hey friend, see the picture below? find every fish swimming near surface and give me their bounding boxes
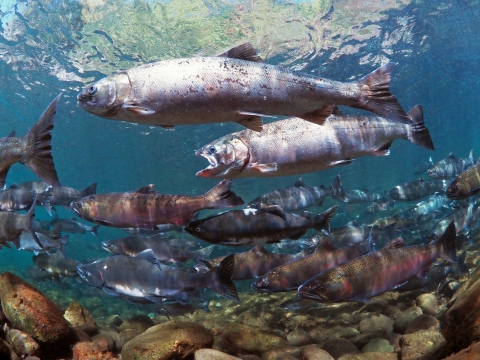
[389,178,447,201]
[446,159,480,200]
[71,180,244,228]
[0,94,62,189]
[427,150,475,179]
[185,205,337,246]
[77,43,409,132]
[246,178,333,212]
[195,105,433,179]
[298,222,457,302]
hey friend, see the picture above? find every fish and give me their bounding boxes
[49,215,100,237]
[32,252,81,278]
[446,159,480,200]
[77,42,409,132]
[185,205,337,246]
[101,234,214,264]
[156,301,209,320]
[363,197,395,215]
[195,105,433,179]
[0,94,62,189]
[123,224,183,235]
[389,178,447,201]
[298,222,457,302]
[246,178,333,212]
[252,236,374,293]
[413,157,434,174]
[0,202,41,249]
[71,179,244,228]
[16,232,68,256]
[77,252,239,303]
[410,193,451,216]
[332,174,383,203]
[0,184,52,214]
[427,150,475,179]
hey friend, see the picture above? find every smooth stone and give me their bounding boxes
[222,323,288,355]
[338,353,398,360]
[73,328,91,343]
[404,314,439,334]
[387,333,402,352]
[393,306,423,334]
[118,314,155,333]
[6,329,39,357]
[350,328,388,348]
[74,323,98,337]
[400,330,445,360]
[287,329,313,346]
[64,301,96,327]
[107,315,123,328]
[195,348,241,359]
[321,339,360,359]
[361,338,394,353]
[359,314,393,334]
[117,328,144,350]
[239,356,262,360]
[72,338,117,360]
[329,327,360,340]
[92,331,116,352]
[262,345,300,360]
[0,272,75,348]
[121,320,213,360]
[416,293,438,316]
[300,344,334,360]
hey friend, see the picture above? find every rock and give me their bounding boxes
[107,315,123,328]
[416,293,438,316]
[300,344,334,360]
[195,348,241,359]
[73,328,91,343]
[329,327,360,340]
[359,314,393,334]
[222,323,288,355]
[350,328,389,348]
[361,338,394,353]
[0,339,18,360]
[399,330,446,360]
[386,333,402,352]
[321,339,360,359]
[443,341,480,359]
[92,331,116,352]
[117,328,144,350]
[393,306,423,334]
[262,346,300,360]
[239,356,262,360]
[74,323,98,336]
[118,314,155,333]
[0,272,75,350]
[72,338,117,360]
[338,353,398,360]
[64,301,96,327]
[404,314,439,334]
[287,329,313,346]
[121,320,213,360]
[6,329,39,357]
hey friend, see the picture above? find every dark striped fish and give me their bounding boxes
[428,150,475,179]
[389,178,447,201]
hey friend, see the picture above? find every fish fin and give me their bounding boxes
[211,254,239,302]
[145,295,167,305]
[135,184,156,194]
[294,178,305,187]
[407,105,435,150]
[313,205,338,233]
[196,245,215,260]
[7,131,15,137]
[250,162,278,173]
[354,62,410,123]
[93,218,113,226]
[50,224,63,240]
[332,106,343,115]
[435,221,458,263]
[299,104,335,125]
[23,94,62,187]
[26,199,43,249]
[289,230,307,240]
[57,235,69,258]
[91,224,100,238]
[217,43,263,62]
[39,186,53,215]
[236,115,263,132]
[332,174,346,200]
[383,237,406,249]
[123,104,156,115]
[0,166,11,190]
[260,204,287,221]
[204,179,244,208]
[251,245,269,254]
[330,159,353,167]
[393,280,409,289]
[372,142,392,156]
[82,182,98,196]
[174,292,189,305]
[103,287,119,297]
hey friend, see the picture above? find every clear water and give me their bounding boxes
[0,0,479,342]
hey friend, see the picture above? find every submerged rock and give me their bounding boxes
[287,329,313,347]
[321,339,360,359]
[361,338,394,353]
[393,306,423,334]
[300,344,334,360]
[338,353,398,360]
[416,293,438,316]
[64,301,96,327]
[442,341,480,359]
[404,314,439,334]
[222,323,288,355]
[121,320,213,360]
[399,330,445,360]
[118,314,155,333]
[195,348,241,359]
[6,329,39,357]
[72,338,117,360]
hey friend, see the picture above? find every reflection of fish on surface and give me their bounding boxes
[196,105,433,179]
[298,222,457,303]
[77,43,409,131]
[446,159,480,200]
[428,150,475,179]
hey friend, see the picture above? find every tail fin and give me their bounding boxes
[210,254,239,302]
[354,62,410,123]
[23,94,62,187]
[205,180,244,209]
[313,205,338,233]
[25,199,42,249]
[82,182,97,197]
[39,186,53,216]
[332,174,347,201]
[90,224,100,238]
[407,105,434,150]
[57,235,69,257]
[436,221,458,263]
[196,244,215,260]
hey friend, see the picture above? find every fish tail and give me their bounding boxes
[91,224,100,238]
[205,180,244,208]
[332,175,347,201]
[57,235,69,257]
[406,105,435,150]
[196,244,215,260]
[355,62,410,123]
[313,205,338,233]
[210,254,239,302]
[39,186,53,216]
[82,182,98,196]
[436,221,458,263]
[25,199,43,249]
[23,94,62,187]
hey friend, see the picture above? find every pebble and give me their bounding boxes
[404,314,439,334]
[400,330,445,360]
[393,306,423,334]
[195,348,241,359]
[361,338,394,353]
[287,329,313,346]
[321,339,360,359]
[416,293,438,316]
[359,314,393,334]
[300,344,334,360]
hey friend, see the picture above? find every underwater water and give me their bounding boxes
[0,0,480,359]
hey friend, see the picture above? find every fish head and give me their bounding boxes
[195,136,249,178]
[100,241,119,254]
[77,72,131,117]
[427,166,441,179]
[251,271,287,293]
[446,178,470,200]
[77,263,104,287]
[184,218,213,240]
[71,197,97,222]
[298,278,346,302]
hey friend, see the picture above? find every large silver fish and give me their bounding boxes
[77,43,409,131]
[196,105,433,178]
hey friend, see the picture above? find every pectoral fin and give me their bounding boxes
[330,160,353,167]
[300,104,336,125]
[124,104,156,115]
[94,218,114,226]
[250,162,277,173]
[236,114,263,131]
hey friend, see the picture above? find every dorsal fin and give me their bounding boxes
[447,153,456,159]
[217,43,263,62]
[135,184,156,194]
[383,237,406,249]
[7,131,15,137]
[294,178,305,187]
[251,245,268,255]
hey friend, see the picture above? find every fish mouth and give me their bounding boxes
[298,290,325,302]
[100,242,110,253]
[77,265,87,281]
[195,152,228,178]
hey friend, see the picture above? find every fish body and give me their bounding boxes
[0,185,52,214]
[123,224,182,235]
[389,179,447,201]
[196,106,433,178]
[0,203,40,248]
[71,180,244,228]
[19,181,97,207]
[101,234,214,264]
[246,178,333,212]
[332,174,383,203]
[77,252,239,303]
[252,237,373,292]
[32,252,80,278]
[446,160,480,200]
[298,222,457,302]
[428,150,475,179]
[185,205,337,246]
[410,194,450,216]
[50,216,100,237]
[17,232,68,255]
[364,198,395,215]
[423,203,474,240]
[0,95,61,189]
[78,43,409,132]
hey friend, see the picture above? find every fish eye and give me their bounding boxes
[76,202,83,209]
[195,227,201,232]
[87,85,97,95]
[86,271,91,277]
[319,285,326,292]
[208,146,217,154]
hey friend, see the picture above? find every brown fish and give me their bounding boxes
[446,159,480,200]
[77,43,409,132]
[71,180,244,228]
[196,105,433,178]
